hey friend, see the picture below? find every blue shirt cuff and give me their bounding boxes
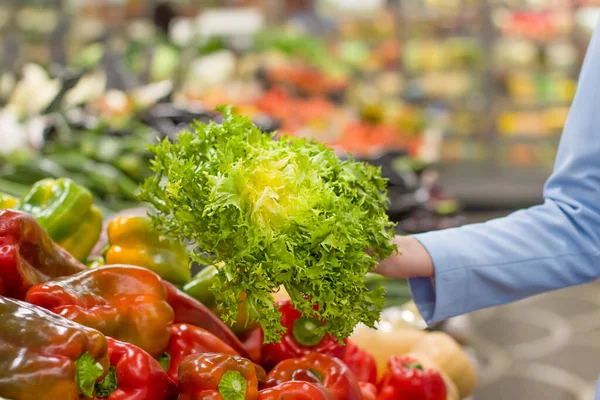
[407,231,469,325]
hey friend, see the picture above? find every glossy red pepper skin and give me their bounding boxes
[0,295,109,400]
[164,323,239,384]
[359,382,378,400]
[257,381,333,400]
[0,209,86,299]
[178,353,260,400]
[95,337,176,400]
[240,328,264,365]
[267,353,361,400]
[26,265,174,357]
[262,301,346,369]
[162,281,250,359]
[342,341,377,385]
[377,356,447,400]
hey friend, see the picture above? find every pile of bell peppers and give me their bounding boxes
[0,178,453,400]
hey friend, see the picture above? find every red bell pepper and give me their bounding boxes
[257,382,333,400]
[377,355,447,400]
[266,353,361,400]
[162,323,239,384]
[26,265,174,357]
[262,301,345,369]
[0,295,109,400]
[342,341,377,385]
[359,382,378,400]
[240,328,264,365]
[162,281,250,359]
[94,337,175,400]
[0,209,86,299]
[178,353,260,400]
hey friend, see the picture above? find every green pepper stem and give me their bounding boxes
[158,353,171,371]
[95,366,118,398]
[218,370,247,400]
[292,316,326,346]
[75,353,105,398]
[405,363,424,370]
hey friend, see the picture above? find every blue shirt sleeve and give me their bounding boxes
[409,20,600,325]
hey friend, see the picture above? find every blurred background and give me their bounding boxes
[1,0,599,398]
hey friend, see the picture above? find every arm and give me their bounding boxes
[377,20,600,325]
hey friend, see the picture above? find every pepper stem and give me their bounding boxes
[95,366,118,398]
[405,363,424,370]
[75,353,105,398]
[293,316,326,346]
[158,352,171,371]
[218,370,247,400]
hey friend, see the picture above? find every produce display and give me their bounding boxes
[0,110,477,399]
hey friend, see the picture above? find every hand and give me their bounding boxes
[373,236,435,279]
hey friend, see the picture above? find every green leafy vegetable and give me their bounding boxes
[218,370,247,400]
[139,106,396,343]
[94,366,118,398]
[75,352,105,398]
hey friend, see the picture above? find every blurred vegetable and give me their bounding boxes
[378,355,447,400]
[411,332,478,399]
[0,193,16,209]
[342,341,377,385]
[350,324,426,380]
[106,215,191,285]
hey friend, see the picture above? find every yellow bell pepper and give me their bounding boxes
[106,215,191,285]
[0,193,17,209]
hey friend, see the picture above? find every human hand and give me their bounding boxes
[373,236,435,279]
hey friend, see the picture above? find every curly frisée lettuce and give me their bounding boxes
[139,106,397,343]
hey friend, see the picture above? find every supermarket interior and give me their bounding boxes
[1,0,600,399]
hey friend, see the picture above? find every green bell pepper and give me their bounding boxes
[17,178,103,262]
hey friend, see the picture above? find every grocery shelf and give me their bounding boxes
[437,162,549,210]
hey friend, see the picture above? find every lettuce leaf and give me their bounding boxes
[139,106,397,343]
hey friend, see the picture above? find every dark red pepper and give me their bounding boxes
[240,328,264,365]
[162,323,239,385]
[94,337,175,400]
[26,265,174,357]
[262,301,345,369]
[257,381,333,400]
[342,341,377,385]
[162,280,251,360]
[0,209,86,299]
[377,355,447,400]
[266,353,361,400]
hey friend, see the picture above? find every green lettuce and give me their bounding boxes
[139,106,396,343]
